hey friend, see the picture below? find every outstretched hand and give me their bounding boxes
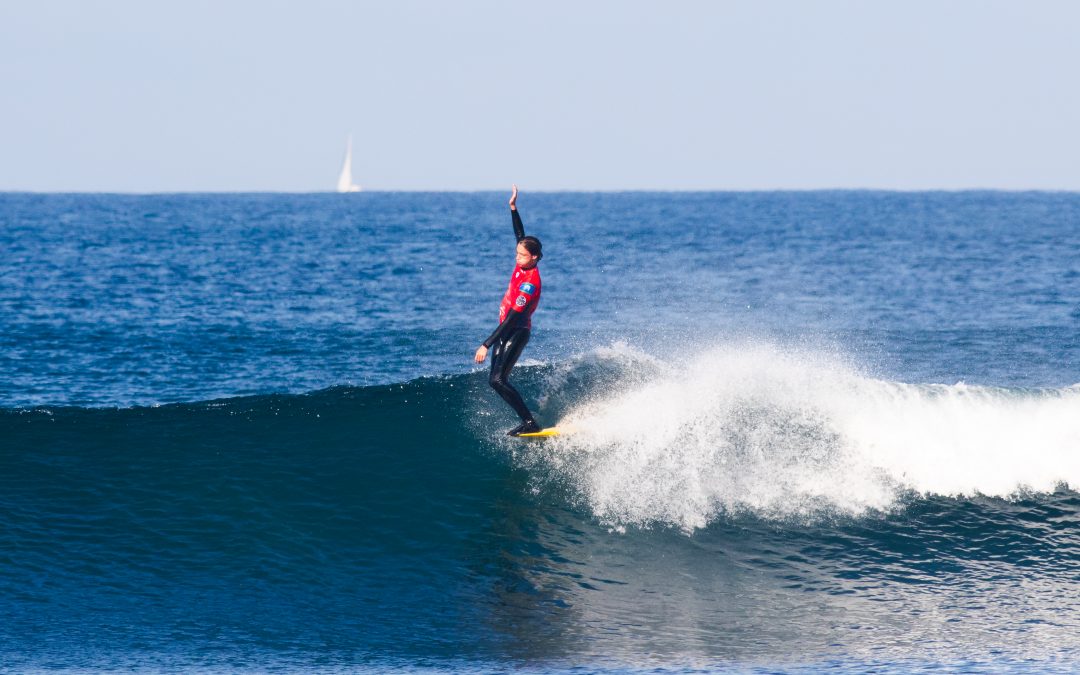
[509,184,518,210]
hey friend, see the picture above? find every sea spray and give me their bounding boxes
[516,344,1080,531]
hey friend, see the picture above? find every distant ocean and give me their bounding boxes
[1,191,1079,673]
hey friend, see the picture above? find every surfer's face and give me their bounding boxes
[516,243,538,269]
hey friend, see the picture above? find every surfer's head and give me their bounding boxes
[516,237,543,268]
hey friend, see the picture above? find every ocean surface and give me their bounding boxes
[1,191,1079,673]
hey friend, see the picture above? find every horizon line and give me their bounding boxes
[4,187,1080,196]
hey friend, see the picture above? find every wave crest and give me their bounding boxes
[517,344,1080,531]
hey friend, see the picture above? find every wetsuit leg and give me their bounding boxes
[488,327,534,423]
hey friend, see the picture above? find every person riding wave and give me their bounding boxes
[474,185,543,436]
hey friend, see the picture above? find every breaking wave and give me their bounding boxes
[513,343,1080,531]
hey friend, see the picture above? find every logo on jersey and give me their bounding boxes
[515,295,528,307]
[518,282,536,294]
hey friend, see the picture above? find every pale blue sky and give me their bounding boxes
[2,0,1078,191]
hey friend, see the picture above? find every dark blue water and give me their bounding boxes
[1,192,1079,672]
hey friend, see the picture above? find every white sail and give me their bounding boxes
[336,135,362,193]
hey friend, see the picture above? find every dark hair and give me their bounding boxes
[521,235,543,260]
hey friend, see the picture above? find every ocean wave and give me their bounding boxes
[512,343,1080,531]
[4,342,1078,536]
[4,349,1080,668]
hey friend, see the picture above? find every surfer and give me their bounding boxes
[474,184,543,436]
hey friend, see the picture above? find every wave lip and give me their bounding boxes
[524,344,1080,531]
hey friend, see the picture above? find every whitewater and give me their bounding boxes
[511,343,1080,532]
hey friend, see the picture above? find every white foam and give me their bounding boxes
[524,344,1080,531]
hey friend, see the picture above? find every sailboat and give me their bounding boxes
[336,135,362,193]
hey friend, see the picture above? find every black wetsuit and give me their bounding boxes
[483,209,539,427]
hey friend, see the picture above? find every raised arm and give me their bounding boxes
[474,184,529,364]
[510,184,525,242]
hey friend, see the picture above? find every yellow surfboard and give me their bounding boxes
[516,427,563,439]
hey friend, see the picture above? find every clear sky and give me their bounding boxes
[2,0,1078,192]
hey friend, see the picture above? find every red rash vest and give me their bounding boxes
[498,265,541,329]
